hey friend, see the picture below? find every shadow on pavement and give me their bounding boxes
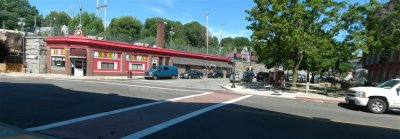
[338,102,400,115]
[145,103,400,139]
[0,81,399,139]
[0,82,154,128]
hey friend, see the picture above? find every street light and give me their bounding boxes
[231,49,237,88]
[17,18,25,32]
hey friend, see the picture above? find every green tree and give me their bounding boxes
[43,11,70,27]
[233,37,251,51]
[68,12,103,35]
[246,0,344,87]
[221,37,235,50]
[210,36,219,47]
[108,16,142,40]
[0,0,42,30]
[184,21,206,47]
[142,17,164,37]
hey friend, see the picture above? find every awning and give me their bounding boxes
[173,57,232,68]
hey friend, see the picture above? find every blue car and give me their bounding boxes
[144,66,178,80]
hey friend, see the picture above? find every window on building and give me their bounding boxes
[51,57,65,67]
[165,57,170,66]
[159,57,164,66]
[101,62,114,69]
[131,64,143,70]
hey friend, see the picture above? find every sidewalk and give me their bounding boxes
[0,72,144,80]
[0,122,56,139]
[223,83,345,103]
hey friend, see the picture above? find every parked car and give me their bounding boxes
[346,79,400,114]
[256,72,269,82]
[242,71,255,82]
[144,66,178,80]
[229,72,242,83]
[180,70,204,79]
[226,72,232,78]
[208,70,224,78]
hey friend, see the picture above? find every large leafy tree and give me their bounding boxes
[43,11,70,27]
[184,21,206,47]
[233,37,251,51]
[108,16,142,40]
[68,12,103,35]
[0,0,42,30]
[246,0,344,87]
[221,37,235,50]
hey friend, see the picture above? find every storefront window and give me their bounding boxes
[165,57,170,65]
[101,62,114,69]
[51,57,65,67]
[131,64,143,70]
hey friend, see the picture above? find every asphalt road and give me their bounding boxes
[0,75,399,139]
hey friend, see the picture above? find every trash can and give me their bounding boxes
[127,70,132,78]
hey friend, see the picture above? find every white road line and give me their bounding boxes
[102,79,224,91]
[121,95,253,139]
[25,92,213,131]
[49,78,205,93]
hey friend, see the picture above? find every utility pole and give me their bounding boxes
[97,0,107,32]
[219,23,223,55]
[206,10,209,55]
[79,5,82,29]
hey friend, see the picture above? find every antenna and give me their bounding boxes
[96,0,107,32]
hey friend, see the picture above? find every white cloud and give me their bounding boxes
[209,26,251,41]
[147,6,166,15]
[157,0,174,8]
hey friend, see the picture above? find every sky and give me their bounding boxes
[29,0,255,40]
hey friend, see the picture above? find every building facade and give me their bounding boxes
[45,30,231,77]
[363,50,400,83]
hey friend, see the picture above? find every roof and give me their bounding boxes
[45,36,231,63]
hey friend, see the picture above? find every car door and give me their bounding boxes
[392,84,400,108]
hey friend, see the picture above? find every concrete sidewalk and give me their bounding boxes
[223,83,345,103]
[0,72,144,80]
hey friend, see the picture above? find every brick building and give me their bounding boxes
[45,30,231,77]
[363,50,400,83]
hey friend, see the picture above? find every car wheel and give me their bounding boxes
[171,75,176,79]
[153,75,158,80]
[189,75,192,79]
[208,75,211,78]
[367,98,387,114]
[200,75,203,79]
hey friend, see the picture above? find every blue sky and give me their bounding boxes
[29,0,255,40]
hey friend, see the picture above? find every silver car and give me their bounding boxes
[229,72,242,83]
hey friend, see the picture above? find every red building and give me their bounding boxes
[363,50,400,83]
[46,30,232,77]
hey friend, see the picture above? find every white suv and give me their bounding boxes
[346,79,400,114]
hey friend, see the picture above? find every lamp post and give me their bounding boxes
[231,49,237,88]
[169,27,174,47]
[18,18,26,73]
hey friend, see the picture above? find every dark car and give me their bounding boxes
[208,70,224,78]
[226,72,232,78]
[242,71,255,82]
[180,70,204,79]
[256,72,269,82]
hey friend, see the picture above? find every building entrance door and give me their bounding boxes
[71,59,86,76]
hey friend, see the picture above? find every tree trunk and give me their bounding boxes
[306,71,310,82]
[311,73,315,83]
[291,50,303,88]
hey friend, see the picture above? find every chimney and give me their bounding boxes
[156,20,165,48]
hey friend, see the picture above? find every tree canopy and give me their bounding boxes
[68,12,104,35]
[246,0,345,86]
[43,11,70,27]
[108,16,142,40]
[0,0,42,30]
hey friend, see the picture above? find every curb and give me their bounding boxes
[222,84,346,104]
[294,97,345,104]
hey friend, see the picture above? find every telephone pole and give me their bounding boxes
[206,10,209,55]
[97,0,107,32]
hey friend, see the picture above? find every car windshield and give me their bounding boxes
[377,80,400,89]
